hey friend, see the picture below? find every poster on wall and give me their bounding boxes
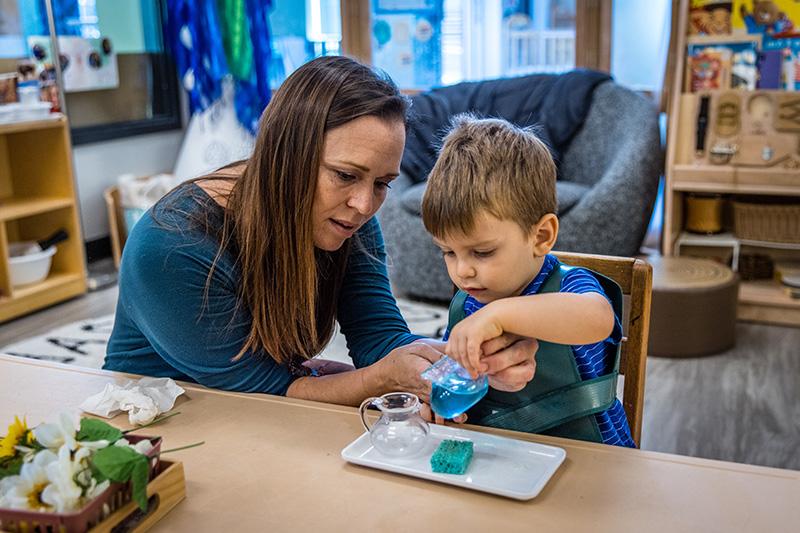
[27,35,119,92]
[371,0,441,89]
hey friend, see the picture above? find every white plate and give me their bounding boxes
[341,424,566,500]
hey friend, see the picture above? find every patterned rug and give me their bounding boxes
[0,298,449,369]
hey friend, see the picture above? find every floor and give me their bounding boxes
[1,277,798,472]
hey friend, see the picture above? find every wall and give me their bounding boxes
[73,129,182,241]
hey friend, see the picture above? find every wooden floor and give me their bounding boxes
[1,284,798,471]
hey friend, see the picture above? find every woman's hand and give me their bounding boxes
[419,402,467,425]
[480,334,538,392]
[372,342,445,404]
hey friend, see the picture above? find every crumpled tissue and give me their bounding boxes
[79,377,185,425]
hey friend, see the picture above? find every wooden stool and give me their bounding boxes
[647,256,738,357]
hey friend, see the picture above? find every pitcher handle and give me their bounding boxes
[359,396,380,432]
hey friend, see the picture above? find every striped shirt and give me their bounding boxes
[444,254,635,448]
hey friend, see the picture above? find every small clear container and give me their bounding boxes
[422,356,489,419]
[359,392,430,457]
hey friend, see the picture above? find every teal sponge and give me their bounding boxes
[430,439,474,474]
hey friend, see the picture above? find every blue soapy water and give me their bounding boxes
[423,357,489,419]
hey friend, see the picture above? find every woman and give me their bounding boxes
[105,56,536,411]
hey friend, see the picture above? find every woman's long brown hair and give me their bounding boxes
[204,56,408,365]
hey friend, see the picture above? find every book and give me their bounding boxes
[688,49,731,91]
[733,0,800,39]
[690,1,734,35]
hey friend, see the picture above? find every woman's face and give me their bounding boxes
[312,115,405,251]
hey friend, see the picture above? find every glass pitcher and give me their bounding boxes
[359,392,430,457]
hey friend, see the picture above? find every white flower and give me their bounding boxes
[33,412,81,451]
[40,445,84,512]
[79,439,110,451]
[0,449,57,510]
[114,438,154,455]
[85,478,111,500]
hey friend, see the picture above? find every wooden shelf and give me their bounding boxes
[0,272,85,322]
[664,0,800,327]
[672,181,800,197]
[676,232,800,251]
[0,116,65,136]
[739,280,800,326]
[10,271,84,299]
[672,165,800,196]
[0,197,73,221]
[0,116,86,322]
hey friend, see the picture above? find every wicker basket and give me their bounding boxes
[733,201,800,244]
[0,435,161,533]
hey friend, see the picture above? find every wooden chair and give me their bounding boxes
[103,186,127,270]
[553,251,653,446]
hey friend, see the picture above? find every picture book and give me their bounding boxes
[733,1,800,39]
[690,1,734,35]
[687,40,759,90]
[686,48,732,91]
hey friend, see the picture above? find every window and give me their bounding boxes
[3,0,180,145]
[370,0,576,90]
[268,0,342,88]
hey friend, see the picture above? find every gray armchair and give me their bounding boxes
[379,79,662,302]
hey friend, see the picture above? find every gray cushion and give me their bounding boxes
[400,181,427,216]
[399,179,589,218]
[556,181,589,216]
[379,81,662,302]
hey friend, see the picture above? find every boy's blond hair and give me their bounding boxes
[421,115,557,239]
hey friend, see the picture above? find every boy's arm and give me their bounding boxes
[446,292,615,378]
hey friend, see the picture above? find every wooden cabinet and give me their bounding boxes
[0,116,87,322]
[664,0,800,328]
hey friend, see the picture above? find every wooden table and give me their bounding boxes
[1,354,797,532]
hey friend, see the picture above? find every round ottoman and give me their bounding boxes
[647,256,739,357]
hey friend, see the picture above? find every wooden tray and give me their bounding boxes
[89,460,186,533]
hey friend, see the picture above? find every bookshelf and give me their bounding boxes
[664,0,800,327]
[0,116,87,322]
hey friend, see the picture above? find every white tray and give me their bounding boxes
[341,424,566,500]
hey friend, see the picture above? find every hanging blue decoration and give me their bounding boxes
[236,0,273,134]
[165,0,228,116]
[35,0,82,36]
[165,0,272,135]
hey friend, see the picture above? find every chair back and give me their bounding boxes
[103,186,127,270]
[553,251,653,446]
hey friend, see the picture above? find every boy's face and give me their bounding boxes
[432,211,546,304]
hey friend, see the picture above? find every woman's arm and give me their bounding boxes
[287,342,444,405]
[112,209,298,394]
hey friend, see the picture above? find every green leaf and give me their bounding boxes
[131,456,149,511]
[77,419,123,443]
[91,446,150,511]
[0,456,23,477]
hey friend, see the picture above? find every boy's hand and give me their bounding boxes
[445,305,504,378]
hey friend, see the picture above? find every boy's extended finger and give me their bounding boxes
[467,338,483,378]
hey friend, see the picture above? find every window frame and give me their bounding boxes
[67,0,182,145]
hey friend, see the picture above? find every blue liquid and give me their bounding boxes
[430,374,489,419]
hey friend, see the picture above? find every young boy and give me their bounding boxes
[421,115,635,447]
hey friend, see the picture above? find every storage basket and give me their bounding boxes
[733,201,800,244]
[0,435,161,533]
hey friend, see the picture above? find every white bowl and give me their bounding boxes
[8,242,56,287]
